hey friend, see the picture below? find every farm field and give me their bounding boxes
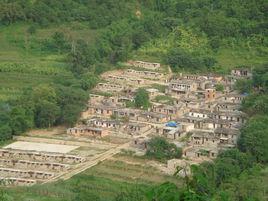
[0,23,97,101]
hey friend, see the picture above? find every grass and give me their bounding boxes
[215,46,268,71]
[150,84,167,93]
[0,22,97,101]
[153,95,176,105]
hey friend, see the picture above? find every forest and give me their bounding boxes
[0,0,267,200]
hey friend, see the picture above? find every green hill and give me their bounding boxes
[0,0,267,148]
[0,1,268,201]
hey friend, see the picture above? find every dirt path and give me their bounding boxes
[44,128,154,183]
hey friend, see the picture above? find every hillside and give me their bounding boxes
[0,1,268,201]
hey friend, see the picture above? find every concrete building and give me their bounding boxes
[167,80,198,95]
[67,126,109,138]
[128,60,161,70]
[231,68,252,78]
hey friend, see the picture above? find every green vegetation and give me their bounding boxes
[146,137,182,162]
[150,84,167,93]
[215,84,224,92]
[134,88,151,110]
[0,0,267,200]
[153,95,176,105]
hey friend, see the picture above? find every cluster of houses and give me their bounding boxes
[0,149,85,186]
[68,60,250,162]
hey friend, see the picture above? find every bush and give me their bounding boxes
[146,137,182,162]
[134,88,151,110]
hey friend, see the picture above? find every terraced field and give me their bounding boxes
[0,23,96,101]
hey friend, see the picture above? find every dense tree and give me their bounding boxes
[9,107,34,135]
[0,190,13,201]
[146,182,181,201]
[69,40,99,74]
[35,100,60,128]
[238,115,268,163]
[166,48,216,72]
[134,88,151,110]
[146,137,182,161]
[241,94,268,116]
[80,72,99,90]
[0,104,12,141]
[235,79,253,93]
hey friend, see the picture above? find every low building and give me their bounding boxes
[128,60,161,70]
[214,127,239,145]
[122,123,150,135]
[161,126,182,139]
[205,88,216,102]
[187,109,212,119]
[138,112,169,123]
[184,146,218,159]
[215,102,241,112]
[88,118,121,130]
[190,130,218,146]
[151,104,183,118]
[231,68,252,78]
[106,75,144,85]
[125,69,164,79]
[82,105,117,118]
[132,137,149,149]
[113,108,140,120]
[67,126,109,138]
[221,93,247,104]
[146,88,160,98]
[96,82,124,93]
[167,80,198,95]
[212,111,247,123]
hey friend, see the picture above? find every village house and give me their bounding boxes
[0,177,37,186]
[212,111,247,124]
[99,96,134,107]
[167,80,198,96]
[189,130,218,146]
[113,108,141,120]
[199,102,218,111]
[146,88,160,99]
[195,148,218,158]
[128,60,161,70]
[88,118,121,130]
[132,137,150,150]
[122,123,150,135]
[106,75,145,85]
[220,93,247,104]
[137,111,169,123]
[82,104,117,118]
[214,127,239,145]
[161,126,182,139]
[96,82,125,93]
[204,88,216,102]
[88,94,105,104]
[178,116,234,130]
[67,126,109,138]
[124,69,164,79]
[151,103,184,118]
[184,146,218,159]
[215,102,241,112]
[179,97,202,109]
[186,108,212,119]
[170,74,210,90]
[231,68,252,78]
